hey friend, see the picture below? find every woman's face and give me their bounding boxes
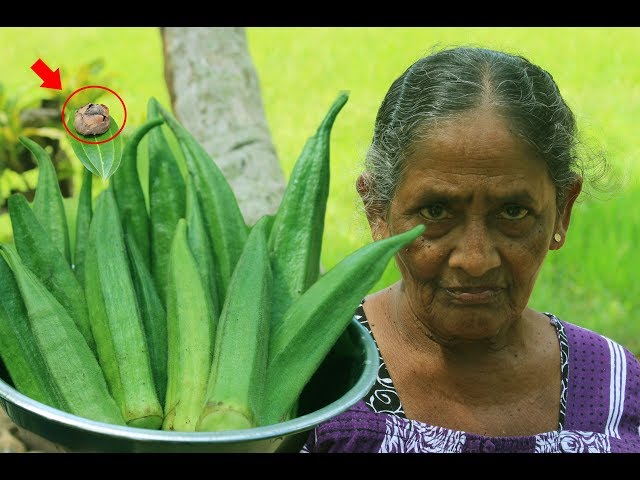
[371,108,578,344]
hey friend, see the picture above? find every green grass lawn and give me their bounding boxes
[1,27,639,354]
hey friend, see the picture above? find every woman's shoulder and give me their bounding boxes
[545,312,640,448]
[545,312,640,369]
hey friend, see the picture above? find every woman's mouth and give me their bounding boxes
[443,286,503,304]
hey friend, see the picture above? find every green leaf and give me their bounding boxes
[65,113,123,179]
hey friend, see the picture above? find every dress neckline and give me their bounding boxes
[355,299,569,434]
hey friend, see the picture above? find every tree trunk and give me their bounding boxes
[160,27,286,226]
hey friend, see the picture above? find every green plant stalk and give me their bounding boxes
[19,136,71,265]
[152,97,248,305]
[268,92,349,328]
[0,244,125,425]
[0,249,64,408]
[262,224,425,425]
[197,215,272,432]
[110,117,164,271]
[123,217,168,405]
[146,99,186,304]
[163,218,215,432]
[8,193,95,353]
[84,188,163,429]
[73,167,93,287]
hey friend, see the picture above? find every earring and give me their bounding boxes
[553,233,562,242]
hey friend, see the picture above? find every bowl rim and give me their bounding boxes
[0,318,378,445]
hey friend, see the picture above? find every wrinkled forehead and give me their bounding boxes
[396,109,555,200]
[409,105,524,150]
[406,108,545,172]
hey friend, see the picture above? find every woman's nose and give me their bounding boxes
[447,219,501,277]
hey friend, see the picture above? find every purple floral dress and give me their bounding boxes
[301,302,640,453]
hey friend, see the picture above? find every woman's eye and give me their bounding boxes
[419,204,450,220]
[499,205,529,220]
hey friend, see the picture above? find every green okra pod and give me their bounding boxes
[146,100,186,304]
[152,97,248,306]
[197,215,272,432]
[20,136,71,265]
[268,92,349,328]
[8,193,95,353]
[0,249,64,408]
[163,218,215,432]
[185,173,220,318]
[261,224,425,425]
[73,167,93,288]
[123,215,168,404]
[111,117,164,270]
[84,188,163,429]
[0,244,125,425]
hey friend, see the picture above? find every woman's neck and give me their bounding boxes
[363,284,562,435]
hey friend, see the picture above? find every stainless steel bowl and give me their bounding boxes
[0,317,378,453]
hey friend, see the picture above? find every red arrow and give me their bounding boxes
[30,58,62,90]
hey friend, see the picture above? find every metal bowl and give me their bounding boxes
[0,317,377,453]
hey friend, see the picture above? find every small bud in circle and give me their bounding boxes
[74,103,110,136]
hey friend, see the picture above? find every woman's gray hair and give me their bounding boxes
[360,45,609,218]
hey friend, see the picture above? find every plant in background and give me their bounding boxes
[0,58,117,242]
[0,82,66,214]
[46,58,114,110]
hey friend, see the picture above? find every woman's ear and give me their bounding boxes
[355,173,369,203]
[356,173,388,242]
[550,177,583,251]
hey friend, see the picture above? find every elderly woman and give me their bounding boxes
[302,46,640,453]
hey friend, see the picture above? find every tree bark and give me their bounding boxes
[160,27,286,226]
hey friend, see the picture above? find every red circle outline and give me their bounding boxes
[61,85,127,145]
